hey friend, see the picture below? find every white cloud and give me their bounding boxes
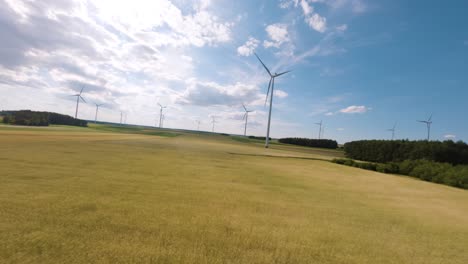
[274,89,288,98]
[307,13,327,33]
[237,37,259,56]
[300,0,313,15]
[325,112,334,116]
[263,23,290,48]
[337,128,344,131]
[175,80,262,107]
[339,105,370,114]
[444,134,456,139]
[336,24,348,32]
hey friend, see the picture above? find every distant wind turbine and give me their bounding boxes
[315,120,323,139]
[120,111,123,126]
[196,120,201,131]
[417,114,433,140]
[72,87,86,119]
[387,122,397,140]
[158,103,167,128]
[94,103,103,123]
[242,103,253,136]
[211,116,218,132]
[321,125,325,139]
[254,53,291,148]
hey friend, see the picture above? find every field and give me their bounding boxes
[1,124,467,263]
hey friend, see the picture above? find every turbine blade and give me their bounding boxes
[79,87,84,95]
[428,113,433,122]
[242,103,247,112]
[275,70,291,77]
[80,96,86,103]
[242,113,246,120]
[264,78,272,106]
[254,53,272,76]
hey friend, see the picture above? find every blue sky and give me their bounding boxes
[0,0,467,143]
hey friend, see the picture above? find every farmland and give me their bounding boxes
[0,125,467,263]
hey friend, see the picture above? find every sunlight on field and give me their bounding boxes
[0,126,467,263]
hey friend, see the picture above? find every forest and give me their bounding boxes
[1,110,88,127]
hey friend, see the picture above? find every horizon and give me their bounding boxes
[1,0,467,144]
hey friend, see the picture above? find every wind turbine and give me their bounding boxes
[254,53,291,148]
[387,122,397,140]
[211,116,218,133]
[196,120,201,131]
[418,114,433,140]
[72,87,86,119]
[158,103,167,128]
[120,111,123,126]
[242,103,253,136]
[315,120,323,139]
[94,103,103,123]
[321,125,325,139]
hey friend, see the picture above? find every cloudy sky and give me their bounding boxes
[1,0,467,143]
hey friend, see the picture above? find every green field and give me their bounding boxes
[1,125,467,263]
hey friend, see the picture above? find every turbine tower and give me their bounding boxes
[94,103,103,123]
[120,111,123,126]
[417,114,433,140]
[242,103,253,136]
[211,116,218,132]
[387,122,397,140]
[72,87,86,119]
[158,103,166,128]
[254,53,291,148]
[196,120,201,131]
[315,120,323,139]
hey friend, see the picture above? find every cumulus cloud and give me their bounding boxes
[237,37,259,56]
[307,13,327,33]
[175,80,262,107]
[336,24,348,32]
[444,134,456,139]
[0,0,237,113]
[274,89,288,98]
[263,23,290,48]
[339,105,370,114]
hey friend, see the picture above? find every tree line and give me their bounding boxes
[344,140,468,165]
[279,138,338,149]
[332,158,468,190]
[1,110,88,127]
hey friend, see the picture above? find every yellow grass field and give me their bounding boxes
[0,125,467,263]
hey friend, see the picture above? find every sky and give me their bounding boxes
[0,0,467,143]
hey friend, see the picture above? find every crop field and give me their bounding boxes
[0,125,467,263]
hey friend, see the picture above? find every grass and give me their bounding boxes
[0,125,467,263]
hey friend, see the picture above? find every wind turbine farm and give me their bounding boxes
[1,1,468,264]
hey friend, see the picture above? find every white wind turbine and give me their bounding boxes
[315,120,323,139]
[242,103,253,136]
[94,103,103,123]
[418,114,433,140]
[195,120,201,131]
[254,53,291,148]
[211,116,218,132]
[72,87,86,119]
[158,103,167,128]
[387,122,397,140]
